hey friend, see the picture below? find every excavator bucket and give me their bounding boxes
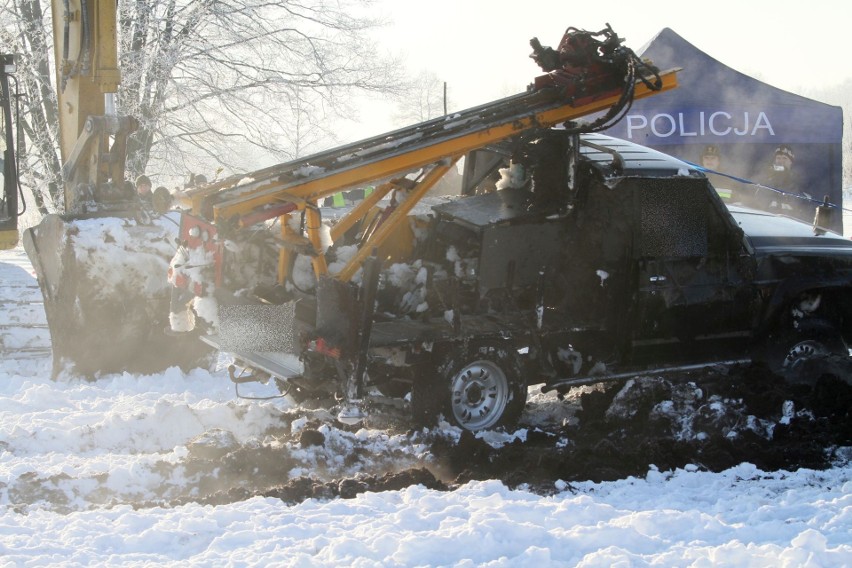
[23,213,212,377]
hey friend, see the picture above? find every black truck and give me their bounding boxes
[160,26,852,431]
[218,130,851,432]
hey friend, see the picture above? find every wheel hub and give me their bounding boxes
[465,382,484,405]
[450,359,509,430]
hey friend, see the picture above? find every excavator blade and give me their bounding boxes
[22,213,212,377]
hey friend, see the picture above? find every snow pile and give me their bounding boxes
[0,363,290,509]
[70,215,179,299]
[2,353,850,567]
[1,462,850,566]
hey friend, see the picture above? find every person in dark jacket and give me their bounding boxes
[764,144,801,193]
[757,144,814,222]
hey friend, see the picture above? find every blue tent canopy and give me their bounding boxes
[604,28,844,230]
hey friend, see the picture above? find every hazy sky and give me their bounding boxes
[368,0,850,115]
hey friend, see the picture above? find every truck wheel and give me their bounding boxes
[770,321,848,383]
[441,344,527,431]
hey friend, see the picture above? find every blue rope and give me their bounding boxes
[684,160,851,213]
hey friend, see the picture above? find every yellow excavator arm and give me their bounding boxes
[177,69,677,286]
[51,0,121,164]
[15,0,206,377]
[1,0,131,251]
[51,0,135,215]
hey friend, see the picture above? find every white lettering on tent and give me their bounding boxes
[753,112,775,135]
[734,112,749,136]
[709,112,732,136]
[679,114,697,136]
[624,111,776,138]
[651,115,677,137]
[626,115,648,138]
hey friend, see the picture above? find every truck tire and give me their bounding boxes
[437,343,528,431]
[769,319,848,384]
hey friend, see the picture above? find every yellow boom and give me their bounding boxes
[179,69,678,284]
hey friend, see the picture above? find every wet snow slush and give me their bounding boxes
[1,245,851,565]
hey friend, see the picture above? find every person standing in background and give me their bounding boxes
[764,144,802,193]
[135,174,153,205]
[700,144,721,171]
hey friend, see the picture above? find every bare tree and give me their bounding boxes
[803,79,852,188]
[393,69,447,126]
[1,0,405,212]
[1,0,63,215]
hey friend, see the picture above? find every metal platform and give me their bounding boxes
[201,334,303,379]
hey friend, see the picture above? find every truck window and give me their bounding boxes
[639,183,708,258]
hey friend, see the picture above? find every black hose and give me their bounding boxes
[12,74,26,217]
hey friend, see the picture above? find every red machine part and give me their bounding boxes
[530,24,629,93]
[172,214,224,292]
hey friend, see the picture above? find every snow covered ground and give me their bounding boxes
[2,245,851,566]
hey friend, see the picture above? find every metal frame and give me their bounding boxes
[182,70,678,285]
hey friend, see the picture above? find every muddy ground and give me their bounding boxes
[152,362,851,510]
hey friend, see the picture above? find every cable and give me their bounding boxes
[688,161,852,214]
[564,48,661,136]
